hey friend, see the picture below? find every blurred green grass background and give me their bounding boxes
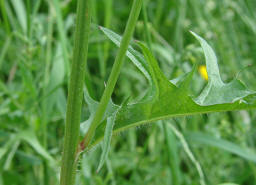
[0,0,256,184]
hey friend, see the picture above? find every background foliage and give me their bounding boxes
[0,0,256,184]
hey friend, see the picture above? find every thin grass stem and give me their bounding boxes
[81,0,143,150]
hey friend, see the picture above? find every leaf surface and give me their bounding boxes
[191,32,254,106]
[96,109,118,172]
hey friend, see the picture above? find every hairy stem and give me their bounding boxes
[81,0,143,149]
[59,0,91,185]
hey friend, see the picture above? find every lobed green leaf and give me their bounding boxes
[83,27,256,151]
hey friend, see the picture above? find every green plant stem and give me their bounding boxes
[81,0,143,149]
[59,0,91,185]
[154,0,164,27]
[142,1,152,50]
[42,5,53,185]
[26,0,31,38]
[0,0,10,34]
[52,0,70,76]
[42,0,54,150]
[92,1,105,80]
[103,0,114,72]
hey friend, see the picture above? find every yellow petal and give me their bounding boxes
[199,65,208,81]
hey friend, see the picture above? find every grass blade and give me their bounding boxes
[163,122,181,185]
[168,123,206,185]
[19,130,55,163]
[10,0,27,33]
[185,132,256,163]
